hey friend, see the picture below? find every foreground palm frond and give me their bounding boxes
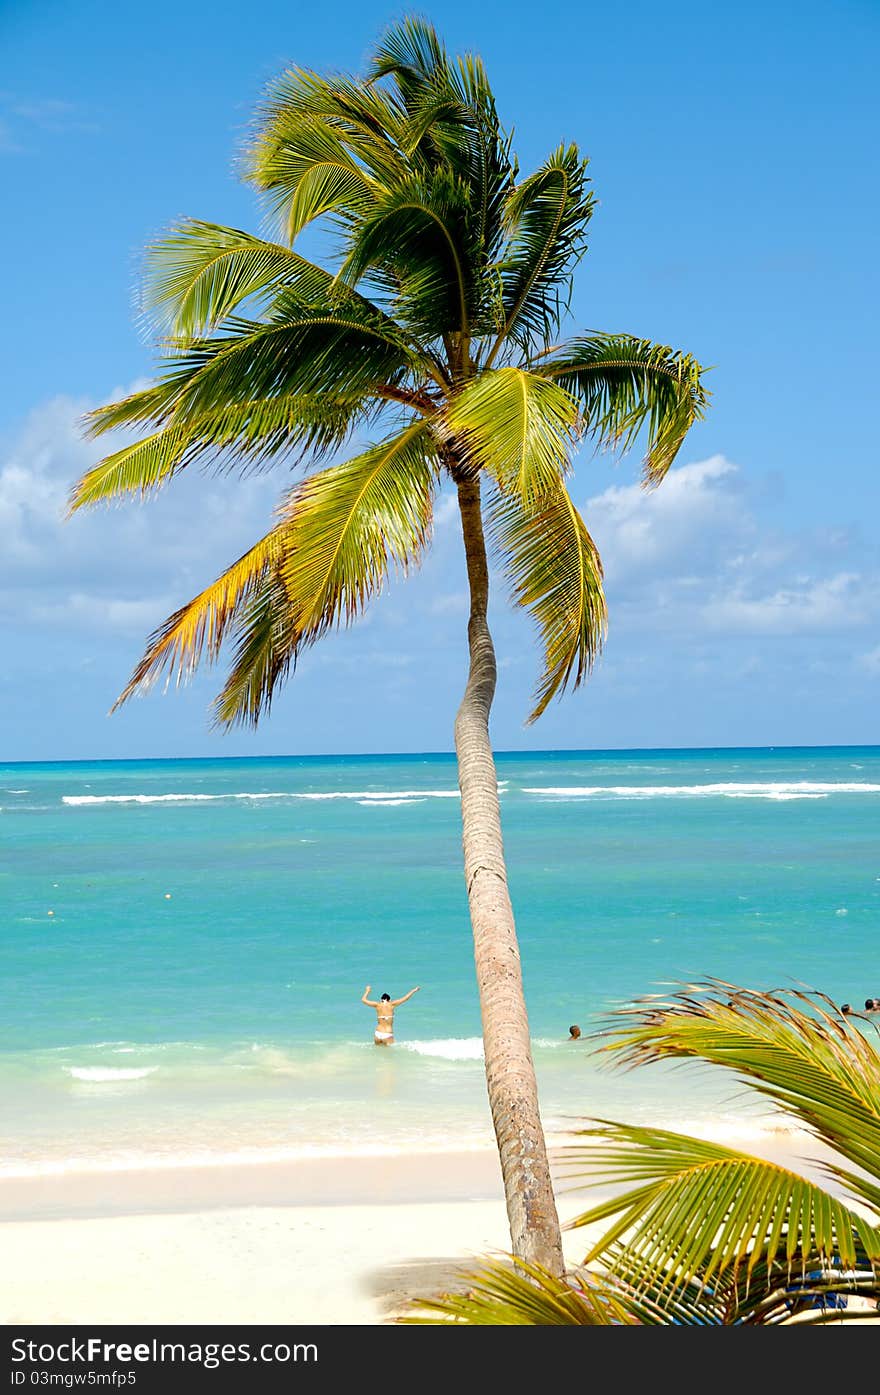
[566,1121,880,1284]
[567,985,880,1317]
[409,986,880,1323]
[403,1258,639,1325]
[596,980,880,1212]
[70,17,707,724]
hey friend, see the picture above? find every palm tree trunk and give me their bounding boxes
[453,474,565,1276]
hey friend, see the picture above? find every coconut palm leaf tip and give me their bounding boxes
[417,984,880,1323]
[69,16,707,727]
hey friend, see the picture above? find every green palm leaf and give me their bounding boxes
[372,20,513,259]
[210,572,298,729]
[114,524,292,707]
[488,476,606,720]
[538,333,709,483]
[155,313,417,423]
[369,16,449,102]
[596,1240,880,1324]
[338,169,477,339]
[82,378,184,437]
[490,144,594,359]
[215,421,437,727]
[563,1120,880,1301]
[404,1257,638,1325]
[70,394,370,510]
[275,419,436,639]
[116,421,437,716]
[143,221,345,337]
[69,423,196,509]
[446,366,577,501]
[246,69,408,238]
[598,983,880,1214]
[408,1238,880,1326]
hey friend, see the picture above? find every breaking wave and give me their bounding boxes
[523,782,880,801]
[62,789,460,806]
[66,1066,158,1083]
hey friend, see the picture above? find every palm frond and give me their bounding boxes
[215,419,438,726]
[597,982,880,1215]
[372,19,513,258]
[274,418,437,641]
[538,333,709,484]
[113,523,292,707]
[369,16,449,102]
[598,1239,880,1325]
[69,423,196,511]
[70,393,372,510]
[245,68,408,239]
[446,367,577,501]
[143,221,345,337]
[562,1120,880,1303]
[115,422,437,720]
[210,572,298,728]
[488,476,606,721]
[403,1257,638,1325]
[155,312,417,424]
[337,168,476,339]
[83,379,184,437]
[489,144,594,360]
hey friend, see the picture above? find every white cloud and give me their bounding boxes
[16,592,174,634]
[0,391,281,633]
[582,454,878,641]
[704,572,870,634]
[585,455,745,578]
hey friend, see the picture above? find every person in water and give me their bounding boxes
[568,1025,582,1040]
[361,984,420,1044]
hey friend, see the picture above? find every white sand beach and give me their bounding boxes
[0,1128,835,1326]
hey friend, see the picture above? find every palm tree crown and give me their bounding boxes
[70,16,708,724]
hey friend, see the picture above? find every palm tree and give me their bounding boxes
[69,18,708,1272]
[413,984,880,1321]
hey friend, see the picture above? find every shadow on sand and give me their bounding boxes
[361,1257,475,1317]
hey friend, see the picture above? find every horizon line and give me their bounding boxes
[1,742,878,767]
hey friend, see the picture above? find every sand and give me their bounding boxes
[0,1130,860,1325]
[0,1149,585,1325]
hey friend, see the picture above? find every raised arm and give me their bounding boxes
[391,986,421,1007]
[361,984,379,1007]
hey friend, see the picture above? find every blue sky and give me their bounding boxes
[1,0,877,759]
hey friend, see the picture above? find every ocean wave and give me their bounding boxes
[399,1038,485,1060]
[523,782,880,800]
[66,1066,158,1083]
[64,794,223,805]
[297,790,459,801]
[357,797,426,807]
[62,789,460,806]
[0,1136,497,1180]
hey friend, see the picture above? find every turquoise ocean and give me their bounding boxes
[2,746,878,1177]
